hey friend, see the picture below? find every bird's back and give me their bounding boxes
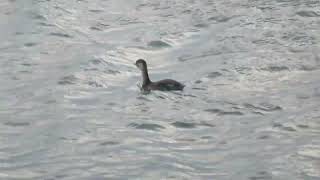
[146,79,185,91]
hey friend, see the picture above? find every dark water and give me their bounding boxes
[1,0,320,179]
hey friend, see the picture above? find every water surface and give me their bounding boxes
[1,0,320,179]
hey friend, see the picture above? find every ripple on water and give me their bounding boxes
[88,9,104,13]
[24,42,37,47]
[171,121,197,129]
[128,123,165,131]
[58,75,78,85]
[147,40,171,49]
[38,22,55,27]
[208,16,232,23]
[260,65,289,72]
[84,58,119,74]
[103,69,120,75]
[21,62,36,67]
[28,12,46,21]
[249,171,272,180]
[204,108,244,116]
[194,23,209,28]
[199,122,216,128]
[49,32,73,38]
[99,141,120,146]
[178,49,223,62]
[87,80,103,88]
[295,144,320,178]
[90,22,110,31]
[296,10,320,17]
[194,80,203,84]
[171,121,215,129]
[3,121,30,127]
[298,65,318,72]
[207,72,222,79]
[282,32,316,45]
[244,103,282,113]
[296,124,309,129]
[89,58,104,65]
[272,122,297,132]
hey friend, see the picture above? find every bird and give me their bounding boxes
[135,59,185,92]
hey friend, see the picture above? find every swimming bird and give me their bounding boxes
[135,59,185,92]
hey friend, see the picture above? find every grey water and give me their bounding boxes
[1,0,320,179]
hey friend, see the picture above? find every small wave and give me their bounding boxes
[58,75,78,85]
[281,32,316,45]
[171,121,197,129]
[28,12,46,21]
[199,122,215,127]
[147,40,171,49]
[99,141,119,146]
[90,22,110,31]
[260,65,289,72]
[249,171,272,180]
[244,103,282,112]
[89,58,104,65]
[295,144,320,177]
[24,42,37,47]
[296,124,309,129]
[19,70,32,74]
[49,32,73,38]
[104,69,120,75]
[298,65,318,71]
[21,62,36,66]
[296,10,320,17]
[3,121,30,127]
[38,22,55,27]
[88,9,104,13]
[272,122,296,132]
[204,108,244,116]
[194,23,209,28]
[128,122,165,131]
[201,136,213,140]
[178,50,223,62]
[87,81,103,88]
[194,80,203,84]
[258,135,270,139]
[207,72,222,79]
[208,16,232,23]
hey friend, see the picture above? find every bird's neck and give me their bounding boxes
[141,68,151,86]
